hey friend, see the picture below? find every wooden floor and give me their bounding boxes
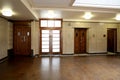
[0,56,120,80]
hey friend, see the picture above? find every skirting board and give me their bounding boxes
[0,56,8,64]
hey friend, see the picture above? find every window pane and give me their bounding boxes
[55,20,61,27]
[42,34,49,37]
[42,38,49,41]
[42,49,49,52]
[52,30,60,33]
[53,41,59,45]
[41,20,47,27]
[53,49,60,52]
[42,45,49,48]
[53,34,60,37]
[53,38,60,41]
[48,20,54,27]
[42,30,49,34]
[53,45,60,48]
[42,42,49,44]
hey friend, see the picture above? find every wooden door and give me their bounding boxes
[107,29,117,52]
[74,28,87,53]
[14,26,31,55]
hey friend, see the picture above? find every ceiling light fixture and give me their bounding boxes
[83,12,93,19]
[115,13,120,20]
[47,10,56,18]
[1,9,13,17]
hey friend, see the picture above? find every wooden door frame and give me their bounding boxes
[13,21,31,55]
[39,19,63,55]
[74,28,87,54]
[13,25,31,55]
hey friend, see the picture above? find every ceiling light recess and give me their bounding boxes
[1,9,13,17]
[83,12,93,19]
[115,13,120,20]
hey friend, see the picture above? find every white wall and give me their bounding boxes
[31,21,39,55]
[0,18,12,59]
[117,24,120,52]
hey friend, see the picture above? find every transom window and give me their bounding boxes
[41,20,61,27]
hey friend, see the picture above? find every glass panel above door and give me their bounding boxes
[41,20,47,27]
[48,20,54,27]
[55,20,61,27]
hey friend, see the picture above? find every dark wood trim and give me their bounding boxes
[10,20,33,22]
[13,21,32,26]
[39,18,62,20]
[62,54,74,55]
[87,52,107,54]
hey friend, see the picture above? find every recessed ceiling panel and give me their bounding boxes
[29,0,73,7]
[73,0,120,8]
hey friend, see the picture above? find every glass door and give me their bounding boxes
[40,19,62,55]
[52,30,60,53]
[41,30,50,53]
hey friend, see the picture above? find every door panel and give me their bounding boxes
[52,30,60,53]
[41,30,50,53]
[107,29,117,52]
[74,28,87,53]
[41,29,61,54]
[14,26,31,55]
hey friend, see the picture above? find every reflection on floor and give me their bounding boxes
[0,55,120,80]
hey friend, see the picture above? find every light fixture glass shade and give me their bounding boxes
[115,13,120,20]
[83,12,93,19]
[1,9,13,17]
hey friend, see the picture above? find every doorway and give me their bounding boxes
[107,29,117,53]
[40,19,62,55]
[13,24,31,55]
[74,28,87,53]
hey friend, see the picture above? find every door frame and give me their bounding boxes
[13,21,31,55]
[39,19,63,55]
[74,28,87,54]
[107,28,117,53]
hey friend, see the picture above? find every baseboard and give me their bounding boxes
[0,56,8,63]
[7,49,34,57]
[115,52,120,55]
[87,52,108,56]
[62,54,74,55]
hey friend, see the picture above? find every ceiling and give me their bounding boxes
[0,0,120,22]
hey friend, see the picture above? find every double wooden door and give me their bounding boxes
[74,28,87,53]
[107,29,117,52]
[14,26,31,55]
